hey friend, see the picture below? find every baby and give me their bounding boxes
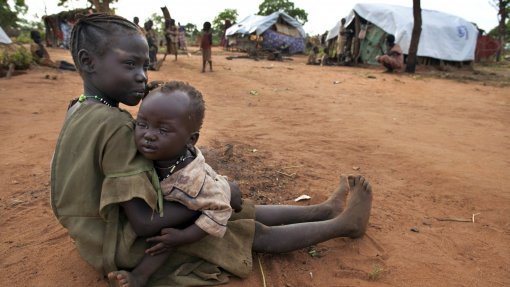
[109,81,242,287]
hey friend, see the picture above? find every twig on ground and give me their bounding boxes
[276,170,296,177]
[434,217,472,223]
[472,213,481,223]
[257,254,267,287]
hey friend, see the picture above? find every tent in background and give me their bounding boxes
[226,11,305,54]
[326,3,478,64]
[0,26,12,44]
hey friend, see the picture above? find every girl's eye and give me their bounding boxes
[125,61,136,68]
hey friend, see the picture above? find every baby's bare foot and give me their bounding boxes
[323,175,349,218]
[108,270,145,287]
[335,175,373,238]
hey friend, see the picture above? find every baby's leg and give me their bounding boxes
[252,175,372,253]
[108,252,169,287]
[254,175,349,226]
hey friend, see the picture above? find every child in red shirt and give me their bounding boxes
[200,21,213,72]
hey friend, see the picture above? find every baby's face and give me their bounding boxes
[135,90,194,162]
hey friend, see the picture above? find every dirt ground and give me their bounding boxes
[1,47,509,287]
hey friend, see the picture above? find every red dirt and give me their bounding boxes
[1,47,509,286]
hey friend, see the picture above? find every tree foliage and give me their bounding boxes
[257,0,308,24]
[490,0,510,60]
[57,0,117,12]
[0,0,28,29]
[212,8,238,32]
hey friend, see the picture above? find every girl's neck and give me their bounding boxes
[83,86,118,107]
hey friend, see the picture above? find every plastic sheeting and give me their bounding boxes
[0,26,12,44]
[262,29,305,54]
[226,11,306,38]
[327,3,478,61]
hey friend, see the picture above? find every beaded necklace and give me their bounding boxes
[78,94,114,107]
[156,151,194,181]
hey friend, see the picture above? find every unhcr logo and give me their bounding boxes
[457,25,469,39]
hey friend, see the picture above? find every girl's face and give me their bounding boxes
[89,33,149,106]
[135,90,198,163]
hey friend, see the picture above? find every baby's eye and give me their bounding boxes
[136,121,147,128]
[159,128,168,135]
[125,61,136,68]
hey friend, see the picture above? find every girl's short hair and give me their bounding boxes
[70,13,143,72]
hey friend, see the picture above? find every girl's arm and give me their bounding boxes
[121,198,200,237]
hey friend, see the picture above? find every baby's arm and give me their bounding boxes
[121,199,200,237]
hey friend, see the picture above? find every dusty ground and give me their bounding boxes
[1,47,509,287]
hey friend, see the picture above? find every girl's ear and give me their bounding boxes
[78,49,94,73]
[188,132,199,146]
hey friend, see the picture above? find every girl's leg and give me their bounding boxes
[252,176,372,253]
[254,175,349,226]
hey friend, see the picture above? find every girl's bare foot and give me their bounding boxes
[108,270,146,287]
[322,175,350,218]
[334,175,373,238]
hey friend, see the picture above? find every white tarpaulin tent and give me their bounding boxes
[327,3,478,61]
[0,26,12,44]
[226,11,305,38]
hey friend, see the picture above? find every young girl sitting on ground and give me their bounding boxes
[51,13,373,287]
[108,81,374,287]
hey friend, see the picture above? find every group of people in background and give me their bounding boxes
[307,17,403,73]
[133,16,214,72]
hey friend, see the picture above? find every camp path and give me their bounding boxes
[0,47,509,287]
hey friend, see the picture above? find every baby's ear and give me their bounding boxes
[188,132,199,146]
[77,49,94,73]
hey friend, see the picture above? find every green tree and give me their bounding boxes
[57,0,117,12]
[490,0,509,61]
[184,23,198,37]
[212,8,238,32]
[257,0,308,24]
[0,0,28,29]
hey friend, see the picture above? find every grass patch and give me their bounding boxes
[368,264,384,281]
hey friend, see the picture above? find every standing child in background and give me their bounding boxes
[177,22,189,55]
[144,20,159,70]
[200,21,213,72]
[164,19,179,61]
[108,81,244,286]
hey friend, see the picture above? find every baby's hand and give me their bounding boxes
[228,181,243,213]
[145,228,185,255]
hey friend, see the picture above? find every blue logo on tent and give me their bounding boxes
[457,25,468,39]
